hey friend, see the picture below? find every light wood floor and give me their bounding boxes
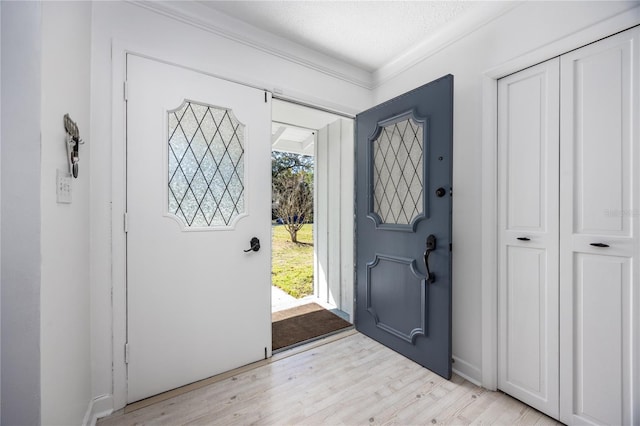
[98,332,560,425]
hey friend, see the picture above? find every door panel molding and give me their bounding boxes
[366,254,427,343]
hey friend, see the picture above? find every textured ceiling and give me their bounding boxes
[200,1,478,71]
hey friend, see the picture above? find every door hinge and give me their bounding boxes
[125,343,130,364]
[124,212,129,233]
[124,81,129,102]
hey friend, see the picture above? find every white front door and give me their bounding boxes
[126,55,272,403]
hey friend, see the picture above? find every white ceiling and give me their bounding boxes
[272,123,315,156]
[271,98,346,156]
[200,1,482,72]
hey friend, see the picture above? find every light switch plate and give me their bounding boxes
[57,169,72,203]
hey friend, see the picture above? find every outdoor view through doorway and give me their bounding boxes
[270,100,354,351]
[271,148,315,308]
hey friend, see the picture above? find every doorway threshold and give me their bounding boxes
[273,325,355,355]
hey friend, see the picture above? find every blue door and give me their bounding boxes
[355,75,453,379]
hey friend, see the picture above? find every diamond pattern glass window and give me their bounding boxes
[168,101,245,228]
[372,117,424,225]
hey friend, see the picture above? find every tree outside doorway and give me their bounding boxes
[272,151,314,298]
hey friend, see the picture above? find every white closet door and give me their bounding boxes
[559,27,639,426]
[498,58,560,418]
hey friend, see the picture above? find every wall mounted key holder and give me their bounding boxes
[63,114,83,178]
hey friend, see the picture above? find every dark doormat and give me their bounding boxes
[272,303,352,351]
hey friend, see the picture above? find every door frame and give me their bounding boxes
[266,98,356,319]
[479,14,639,390]
[108,41,356,410]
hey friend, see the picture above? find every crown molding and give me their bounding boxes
[128,0,375,89]
[372,2,522,88]
[128,1,529,92]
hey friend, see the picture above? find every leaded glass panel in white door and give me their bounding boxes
[372,116,424,226]
[168,100,245,228]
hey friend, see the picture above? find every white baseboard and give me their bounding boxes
[452,356,482,386]
[83,394,114,426]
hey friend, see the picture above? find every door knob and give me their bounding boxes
[424,234,436,284]
[244,237,261,252]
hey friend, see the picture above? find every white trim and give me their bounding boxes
[480,8,640,390]
[480,75,498,391]
[272,95,356,120]
[111,39,128,411]
[82,394,114,426]
[452,356,482,387]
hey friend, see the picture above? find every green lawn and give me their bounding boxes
[272,224,314,298]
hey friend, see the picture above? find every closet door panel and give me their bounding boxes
[572,45,630,236]
[498,58,560,418]
[560,26,639,426]
[572,254,629,425]
[505,247,548,389]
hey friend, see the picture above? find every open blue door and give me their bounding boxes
[355,75,453,379]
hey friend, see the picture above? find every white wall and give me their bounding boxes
[374,1,640,383]
[40,2,93,424]
[89,1,371,410]
[1,3,94,423]
[0,2,42,424]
